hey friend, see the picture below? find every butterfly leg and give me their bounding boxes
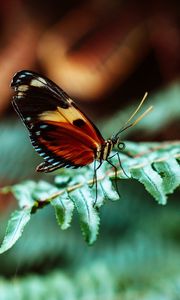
[106,158,121,199]
[116,152,130,178]
[89,160,97,188]
[89,160,102,207]
[108,152,117,160]
[89,160,102,188]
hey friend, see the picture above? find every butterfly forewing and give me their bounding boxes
[11,70,105,171]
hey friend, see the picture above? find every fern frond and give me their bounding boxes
[0,141,179,252]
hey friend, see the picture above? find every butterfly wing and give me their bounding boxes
[11,70,105,172]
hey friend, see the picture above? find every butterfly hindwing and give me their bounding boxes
[30,121,96,171]
[11,70,105,171]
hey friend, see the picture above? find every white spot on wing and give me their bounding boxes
[30,78,46,87]
[35,148,42,152]
[39,77,47,84]
[19,74,26,78]
[48,158,55,163]
[18,85,29,91]
[40,124,48,129]
[39,152,45,157]
[53,162,60,166]
[44,156,50,159]
[17,94,23,98]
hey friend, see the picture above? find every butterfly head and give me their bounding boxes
[111,135,125,151]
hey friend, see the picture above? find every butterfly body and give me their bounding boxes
[11,70,118,173]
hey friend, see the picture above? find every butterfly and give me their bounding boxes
[11,70,152,183]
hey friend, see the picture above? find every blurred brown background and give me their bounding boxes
[0,0,179,119]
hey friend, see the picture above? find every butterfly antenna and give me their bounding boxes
[124,92,148,125]
[114,92,153,138]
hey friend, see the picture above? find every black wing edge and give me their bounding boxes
[11,70,70,103]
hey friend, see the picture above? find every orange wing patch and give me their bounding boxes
[33,121,97,170]
[39,102,104,145]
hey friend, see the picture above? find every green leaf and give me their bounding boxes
[153,157,180,194]
[11,181,37,208]
[69,185,100,244]
[99,176,119,202]
[127,142,180,204]
[130,164,167,204]
[51,192,74,230]
[30,180,58,200]
[11,180,59,211]
[0,209,31,254]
